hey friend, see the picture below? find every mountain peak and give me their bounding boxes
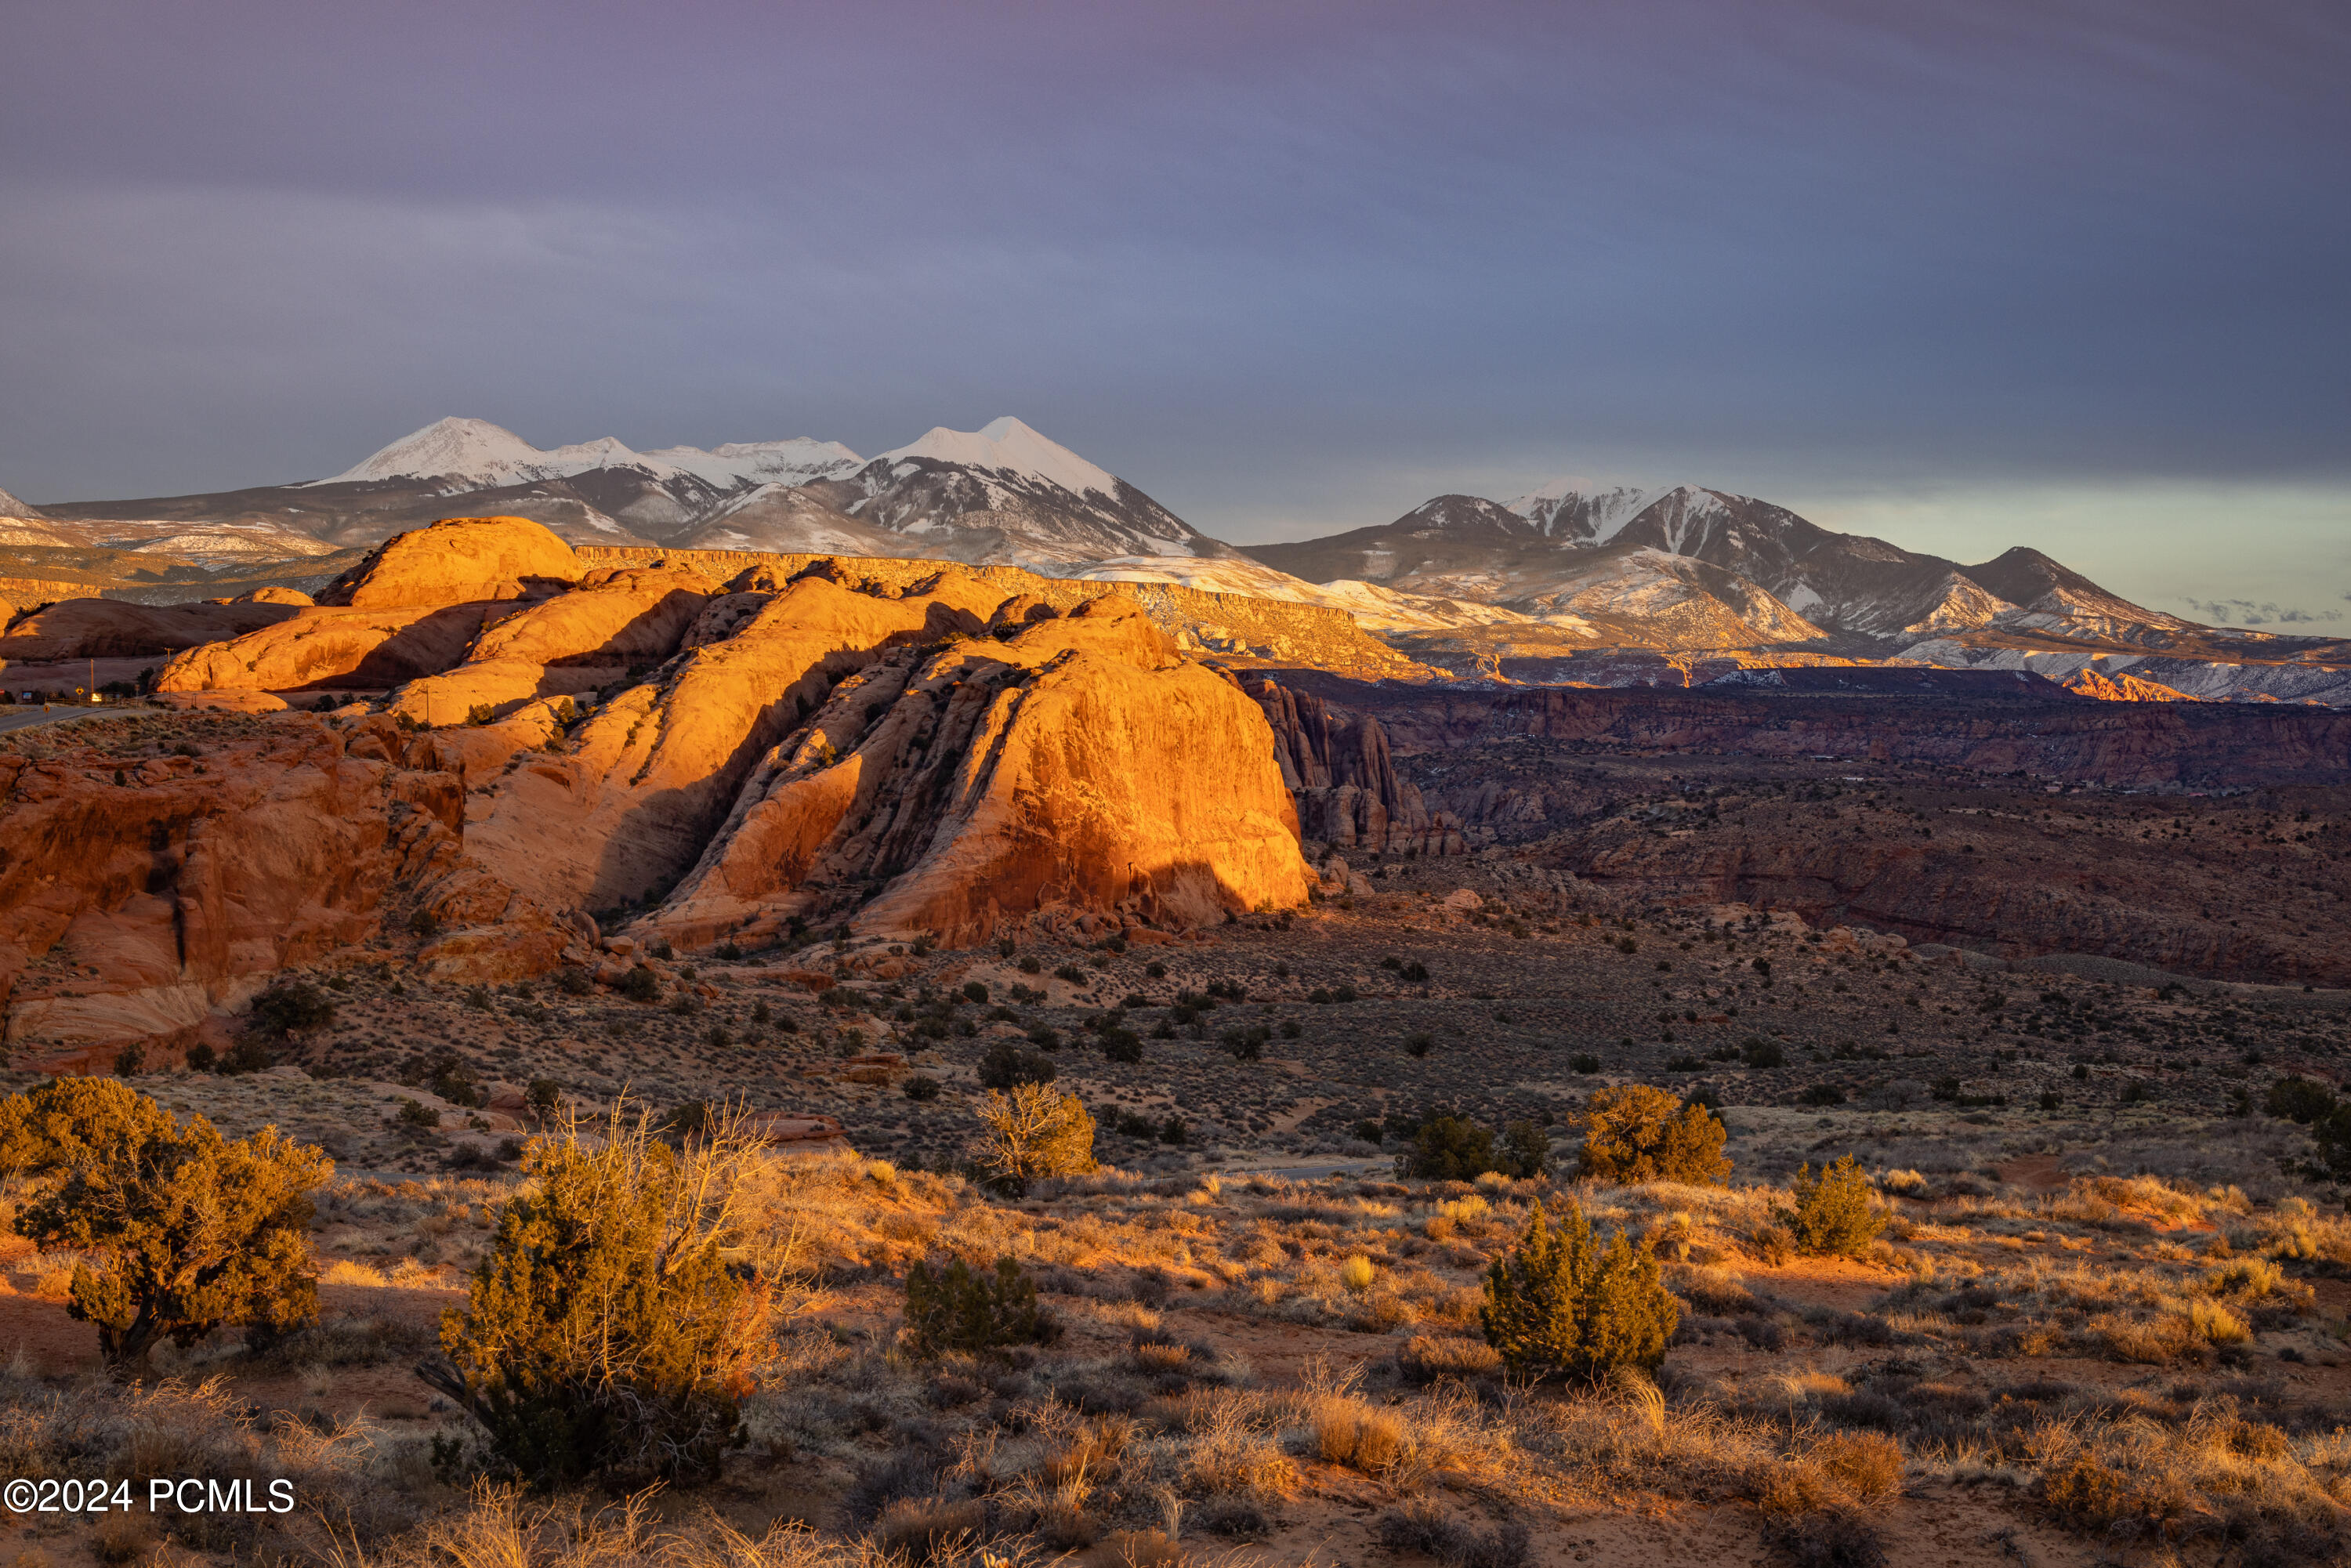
[877,418,1121,498]
[0,482,42,518]
[321,417,559,487]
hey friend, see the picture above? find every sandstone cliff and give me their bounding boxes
[0,716,463,1066]
[1247,677,1462,856]
[648,599,1310,948]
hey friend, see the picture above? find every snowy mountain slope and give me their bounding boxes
[672,483,915,557]
[875,417,1120,498]
[839,417,1227,567]
[1506,481,1667,544]
[0,484,43,519]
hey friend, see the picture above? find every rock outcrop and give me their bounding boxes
[647,599,1310,947]
[381,565,723,723]
[457,574,998,912]
[0,708,619,1063]
[0,717,465,1066]
[316,516,582,609]
[154,602,502,693]
[1248,678,1462,855]
[0,596,310,662]
[13,519,1331,1062]
[2062,667,2194,703]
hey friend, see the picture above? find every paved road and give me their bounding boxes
[0,705,124,737]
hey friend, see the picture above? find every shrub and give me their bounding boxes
[904,1074,944,1103]
[617,965,660,1003]
[248,980,336,1036]
[1568,1052,1601,1074]
[962,980,989,1004]
[1575,1085,1730,1186]
[397,1098,440,1128]
[1101,1028,1143,1063]
[2314,1105,2351,1179]
[2268,1076,2338,1124]
[1378,1502,1530,1568]
[978,1041,1057,1088]
[1398,1114,1496,1181]
[1787,1156,1883,1258]
[1799,1084,1847,1107]
[1498,1119,1549,1179]
[1480,1199,1677,1382]
[0,1078,330,1367]
[423,1103,767,1485]
[1741,1038,1786,1069]
[1404,1032,1435,1057]
[902,1255,1058,1358]
[1341,1255,1377,1291]
[972,1083,1096,1191]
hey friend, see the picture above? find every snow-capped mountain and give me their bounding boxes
[1244,482,2197,649]
[316,417,862,492]
[43,414,1218,567]
[836,417,1226,567]
[0,483,42,519]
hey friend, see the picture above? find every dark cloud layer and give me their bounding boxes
[2,0,2345,576]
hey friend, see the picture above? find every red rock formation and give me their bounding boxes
[315,516,582,609]
[0,718,466,1066]
[381,566,723,723]
[649,600,1311,947]
[154,602,501,693]
[1247,678,1461,855]
[458,574,992,912]
[0,596,309,662]
[2063,668,2193,702]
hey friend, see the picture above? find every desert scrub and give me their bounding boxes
[973,1083,1097,1192]
[1480,1199,1677,1383]
[425,1102,772,1485]
[903,1255,1060,1358]
[1787,1155,1885,1258]
[1574,1085,1730,1186]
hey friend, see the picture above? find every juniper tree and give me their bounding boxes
[0,1078,330,1369]
[1575,1084,1730,1185]
[1480,1199,1676,1383]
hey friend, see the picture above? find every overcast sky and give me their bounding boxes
[3,0,2345,625]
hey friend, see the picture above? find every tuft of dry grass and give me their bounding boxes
[1397,1334,1502,1384]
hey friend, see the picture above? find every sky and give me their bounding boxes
[2,0,2346,625]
